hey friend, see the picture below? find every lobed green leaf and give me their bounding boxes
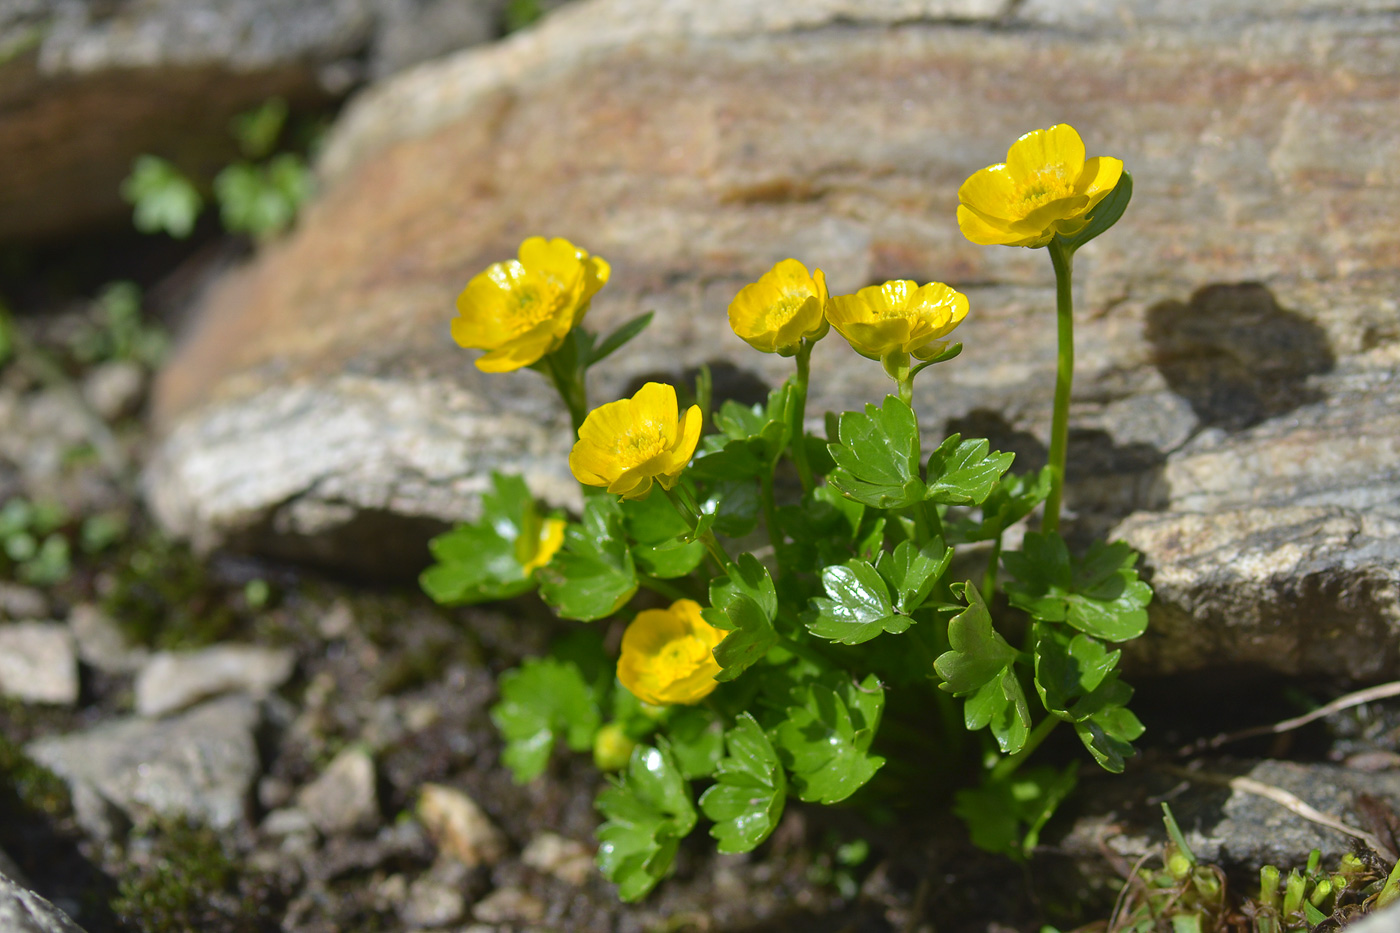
[596,741,697,901]
[807,559,907,646]
[538,496,638,621]
[1003,533,1151,642]
[934,582,1029,753]
[704,554,780,682]
[924,434,1015,506]
[490,657,602,783]
[827,395,927,509]
[772,674,885,804]
[699,713,787,854]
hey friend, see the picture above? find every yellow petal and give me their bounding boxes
[1006,124,1086,184]
[473,322,560,372]
[957,164,1020,222]
[657,404,703,482]
[629,382,680,443]
[1076,156,1123,200]
[956,204,1021,247]
[453,261,529,348]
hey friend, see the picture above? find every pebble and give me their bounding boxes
[400,872,467,928]
[417,783,507,868]
[0,622,79,705]
[27,695,260,835]
[521,832,594,886]
[67,603,147,675]
[135,643,296,717]
[81,360,145,421]
[471,886,544,925]
[297,746,380,836]
[261,807,317,839]
[0,583,49,620]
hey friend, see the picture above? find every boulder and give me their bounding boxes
[148,0,1400,675]
[0,0,512,243]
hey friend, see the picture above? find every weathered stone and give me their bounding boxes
[471,886,545,925]
[1349,904,1400,933]
[0,622,78,705]
[66,603,148,676]
[521,832,594,886]
[135,643,296,717]
[298,746,380,835]
[417,782,508,868]
[27,695,261,831]
[80,360,145,422]
[0,583,48,620]
[0,0,517,243]
[0,870,87,933]
[399,860,470,928]
[149,0,1400,674]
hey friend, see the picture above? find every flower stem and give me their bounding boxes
[990,715,1060,783]
[982,537,1002,600]
[1043,239,1075,535]
[788,342,816,493]
[760,470,783,571]
[545,350,589,435]
[662,486,731,570]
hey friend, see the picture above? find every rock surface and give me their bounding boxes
[0,0,518,242]
[148,0,1400,675]
[135,643,296,717]
[0,622,78,705]
[417,782,508,868]
[0,871,87,933]
[297,746,380,835]
[27,695,261,833]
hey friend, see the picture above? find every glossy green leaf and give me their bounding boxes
[1033,625,1121,719]
[490,657,601,783]
[596,741,697,901]
[827,395,927,509]
[589,311,654,367]
[1003,533,1151,642]
[934,582,1029,753]
[623,493,706,579]
[1058,171,1133,253]
[1073,701,1145,773]
[538,496,638,621]
[807,559,906,645]
[703,554,779,681]
[776,485,866,570]
[954,762,1078,859]
[666,706,725,779]
[420,472,541,605]
[699,713,786,853]
[772,674,885,804]
[877,538,952,614]
[947,468,1053,544]
[924,434,1015,506]
[703,477,762,538]
[691,383,794,480]
[121,155,203,239]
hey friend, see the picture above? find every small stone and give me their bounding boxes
[521,832,594,886]
[135,644,296,717]
[298,747,379,836]
[0,870,87,933]
[67,603,147,675]
[417,783,507,868]
[318,600,355,639]
[471,887,544,925]
[261,807,317,839]
[81,360,146,422]
[27,695,260,832]
[400,873,467,929]
[0,623,79,705]
[0,584,48,620]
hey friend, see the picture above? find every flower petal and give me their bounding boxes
[1006,124,1086,184]
[957,164,1020,222]
[957,204,1022,246]
[1075,156,1123,200]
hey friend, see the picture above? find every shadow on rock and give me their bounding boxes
[1146,283,1334,432]
[625,360,773,412]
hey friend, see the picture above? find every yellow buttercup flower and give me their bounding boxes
[617,599,727,706]
[452,236,611,372]
[519,517,566,575]
[569,382,702,499]
[826,280,969,361]
[957,124,1123,248]
[728,259,829,355]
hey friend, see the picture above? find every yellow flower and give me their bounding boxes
[957,124,1123,248]
[519,517,566,575]
[452,236,611,372]
[617,599,727,706]
[826,280,969,361]
[568,382,702,499]
[728,259,829,355]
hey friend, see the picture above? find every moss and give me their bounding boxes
[0,725,71,819]
[102,534,237,649]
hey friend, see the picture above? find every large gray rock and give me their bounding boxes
[147,0,1400,675]
[135,643,296,717]
[0,870,87,933]
[27,695,262,834]
[0,0,515,243]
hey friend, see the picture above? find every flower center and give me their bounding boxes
[1013,165,1075,215]
[757,292,809,332]
[503,274,564,336]
[659,637,709,676]
[612,420,669,469]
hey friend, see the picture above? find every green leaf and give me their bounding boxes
[1033,625,1120,719]
[827,395,927,509]
[877,538,952,614]
[1058,170,1133,253]
[934,582,1030,754]
[666,706,725,779]
[772,674,886,804]
[213,155,310,238]
[121,155,203,239]
[691,383,794,481]
[231,97,289,159]
[807,559,906,645]
[948,468,1052,543]
[491,657,602,783]
[776,485,865,570]
[1073,701,1145,773]
[1003,533,1151,642]
[622,494,707,579]
[924,434,1015,506]
[589,312,654,367]
[538,496,638,621]
[703,554,779,681]
[419,472,541,605]
[699,713,786,854]
[596,741,697,901]
[954,763,1078,859]
[702,478,761,538]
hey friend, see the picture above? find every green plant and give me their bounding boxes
[421,126,1149,901]
[70,281,169,367]
[0,497,72,586]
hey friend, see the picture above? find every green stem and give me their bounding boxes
[982,537,1002,601]
[989,716,1060,782]
[1042,240,1075,535]
[637,574,689,602]
[662,486,730,569]
[789,342,816,492]
[545,350,588,435]
[760,470,782,571]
